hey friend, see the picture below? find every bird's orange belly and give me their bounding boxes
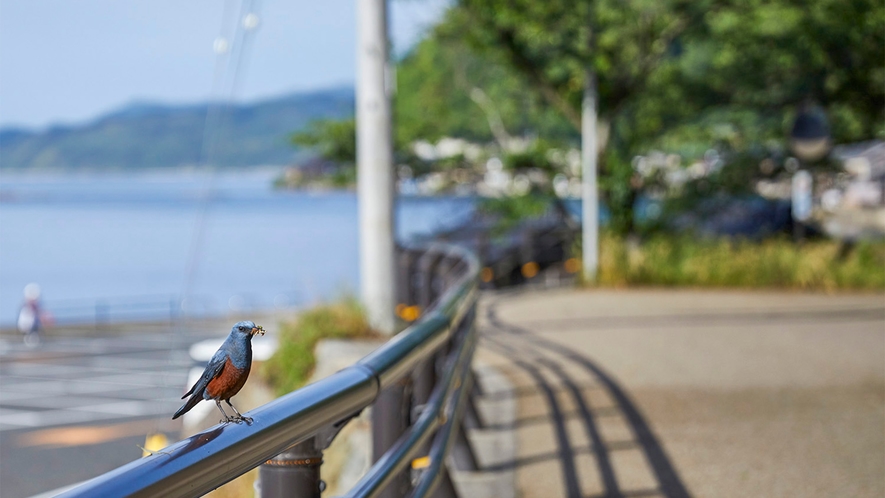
[206,358,250,400]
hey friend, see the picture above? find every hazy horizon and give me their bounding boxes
[0,83,355,133]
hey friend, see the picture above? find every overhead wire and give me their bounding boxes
[180,0,261,313]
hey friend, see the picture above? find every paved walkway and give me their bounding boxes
[0,317,263,498]
[474,288,885,498]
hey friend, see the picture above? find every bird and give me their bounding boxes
[173,320,265,424]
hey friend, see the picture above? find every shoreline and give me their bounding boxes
[0,308,297,341]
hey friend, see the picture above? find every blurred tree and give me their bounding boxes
[453,0,701,233]
[395,8,576,147]
[289,0,884,232]
[453,0,884,233]
[290,118,357,165]
[289,116,430,185]
[288,118,358,187]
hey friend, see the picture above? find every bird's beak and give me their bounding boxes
[251,325,265,336]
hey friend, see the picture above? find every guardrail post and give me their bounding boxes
[434,255,453,291]
[259,436,324,498]
[372,378,412,498]
[413,358,436,409]
[451,422,480,472]
[418,252,443,308]
[397,249,415,306]
[430,468,459,498]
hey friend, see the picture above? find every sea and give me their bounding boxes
[0,169,475,327]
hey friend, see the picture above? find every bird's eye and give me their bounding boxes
[239,326,245,331]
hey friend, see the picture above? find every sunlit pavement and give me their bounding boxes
[474,288,885,498]
[0,321,228,498]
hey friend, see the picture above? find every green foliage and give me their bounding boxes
[287,118,358,187]
[290,118,356,166]
[395,9,577,146]
[596,232,885,290]
[452,0,884,145]
[598,149,638,234]
[478,194,553,234]
[261,298,377,396]
[502,139,561,177]
[451,0,884,233]
[456,0,695,127]
[685,0,884,144]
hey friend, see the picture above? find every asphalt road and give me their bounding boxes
[0,321,224,498]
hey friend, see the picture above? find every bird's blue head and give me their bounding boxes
[231,320,265,338]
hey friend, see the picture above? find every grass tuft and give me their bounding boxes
[260,297,378,396]
[594,233,885,290]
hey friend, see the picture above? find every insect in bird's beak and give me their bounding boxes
[251,325,265,336]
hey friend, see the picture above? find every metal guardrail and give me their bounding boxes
[44,294,184,326]
[14,291,297,329]
[58,243,480,498]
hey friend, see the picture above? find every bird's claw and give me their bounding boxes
[222,415,253,425]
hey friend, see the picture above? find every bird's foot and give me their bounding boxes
[231,415,253,425]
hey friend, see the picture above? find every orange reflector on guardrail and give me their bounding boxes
[564,258,580,273]
[399,305,421,322]
[521,262,539,279]
[480,267,494,282]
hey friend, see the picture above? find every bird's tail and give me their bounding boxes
[172,394,202,420]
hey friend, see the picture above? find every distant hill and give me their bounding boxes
[0,86,354,169]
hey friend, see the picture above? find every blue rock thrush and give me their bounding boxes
[173,320,265,424]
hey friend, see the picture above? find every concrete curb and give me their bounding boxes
[450,360,517,498]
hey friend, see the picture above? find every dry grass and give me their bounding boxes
[595,233,885,290]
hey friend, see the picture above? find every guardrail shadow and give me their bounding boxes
[478,302,691,498]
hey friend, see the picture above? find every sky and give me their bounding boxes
[0,0,449,129]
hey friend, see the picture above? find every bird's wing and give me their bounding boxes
[181,351,228,399]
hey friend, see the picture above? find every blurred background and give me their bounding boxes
[0,0,883,496]
[2,0,882,328]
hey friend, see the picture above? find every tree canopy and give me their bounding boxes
[291,0,883,232]
[454,0,884,150]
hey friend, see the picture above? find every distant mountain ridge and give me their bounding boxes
[0,86,354,169]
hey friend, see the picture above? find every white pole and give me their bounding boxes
[357,0,396,333]
[581,68,599,283]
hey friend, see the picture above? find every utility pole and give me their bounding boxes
[581,67,599,283]
[357,0,396,333]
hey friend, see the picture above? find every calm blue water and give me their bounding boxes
[0,170,475,326]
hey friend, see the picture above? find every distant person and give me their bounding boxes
[18,283,51,347]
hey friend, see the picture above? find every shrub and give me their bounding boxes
[261,297,377,396]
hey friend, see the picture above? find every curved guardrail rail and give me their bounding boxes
[58,243,480,498]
